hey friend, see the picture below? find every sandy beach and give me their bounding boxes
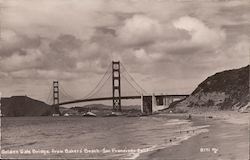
[138,111,249,160]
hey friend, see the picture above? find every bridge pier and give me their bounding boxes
[112,61,121,111]
[141,94,178,114]
[52,81,60,115]
[152,95,174,112]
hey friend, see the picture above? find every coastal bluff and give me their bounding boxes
[1,96,55,116]
[172,65,249,113]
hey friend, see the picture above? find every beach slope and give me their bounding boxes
[139,112,249,160]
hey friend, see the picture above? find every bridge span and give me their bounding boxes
[49,61,189,114]
[59,94,189,106]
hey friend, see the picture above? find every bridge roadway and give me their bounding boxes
[59,94,189,105]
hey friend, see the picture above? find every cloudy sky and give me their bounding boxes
[0,0,249,103]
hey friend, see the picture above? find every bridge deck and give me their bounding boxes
[59,94,189,105]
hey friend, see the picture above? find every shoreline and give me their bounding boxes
[137,111,249,160]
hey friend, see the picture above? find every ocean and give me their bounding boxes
[0,115,209,159]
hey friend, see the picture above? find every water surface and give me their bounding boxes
[1,116,208,159]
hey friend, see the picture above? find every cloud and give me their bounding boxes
[0,30,114,79]
[9,69,79,80]
[231,37,250,57]
[0,71,8,78]
[117,15,163,46]
[173,16,226,48]
[3,0,119,40]
[222,35,250,68]
[0,49,43,72]
[0,29,41,57]
[36,69,79,80]
[133,48,162,63]
[0,0,249,100]
[1,29,21,44]
[49,34,83,53]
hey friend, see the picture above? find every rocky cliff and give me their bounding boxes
[173,65,249,112]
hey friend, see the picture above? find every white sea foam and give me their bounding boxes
[164,119,191,125]
[125,125,210,159]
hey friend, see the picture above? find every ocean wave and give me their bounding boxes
[7,141,38,149]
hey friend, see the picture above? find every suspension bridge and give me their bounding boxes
[46,61,188,114]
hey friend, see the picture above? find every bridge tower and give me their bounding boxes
[53,81,60,114]
[112,61,121,111]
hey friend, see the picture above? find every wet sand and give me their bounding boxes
[138,111,249,160]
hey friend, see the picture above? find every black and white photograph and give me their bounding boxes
[0,0,249,159]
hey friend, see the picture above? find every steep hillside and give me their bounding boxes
[173,65,249,112]
[1,96,55,116]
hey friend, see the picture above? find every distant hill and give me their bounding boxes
[70,103,141,111]
[172,65,249,112]
[1,96,55,116]
[60,103,141,116]
[71,104,111,112]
